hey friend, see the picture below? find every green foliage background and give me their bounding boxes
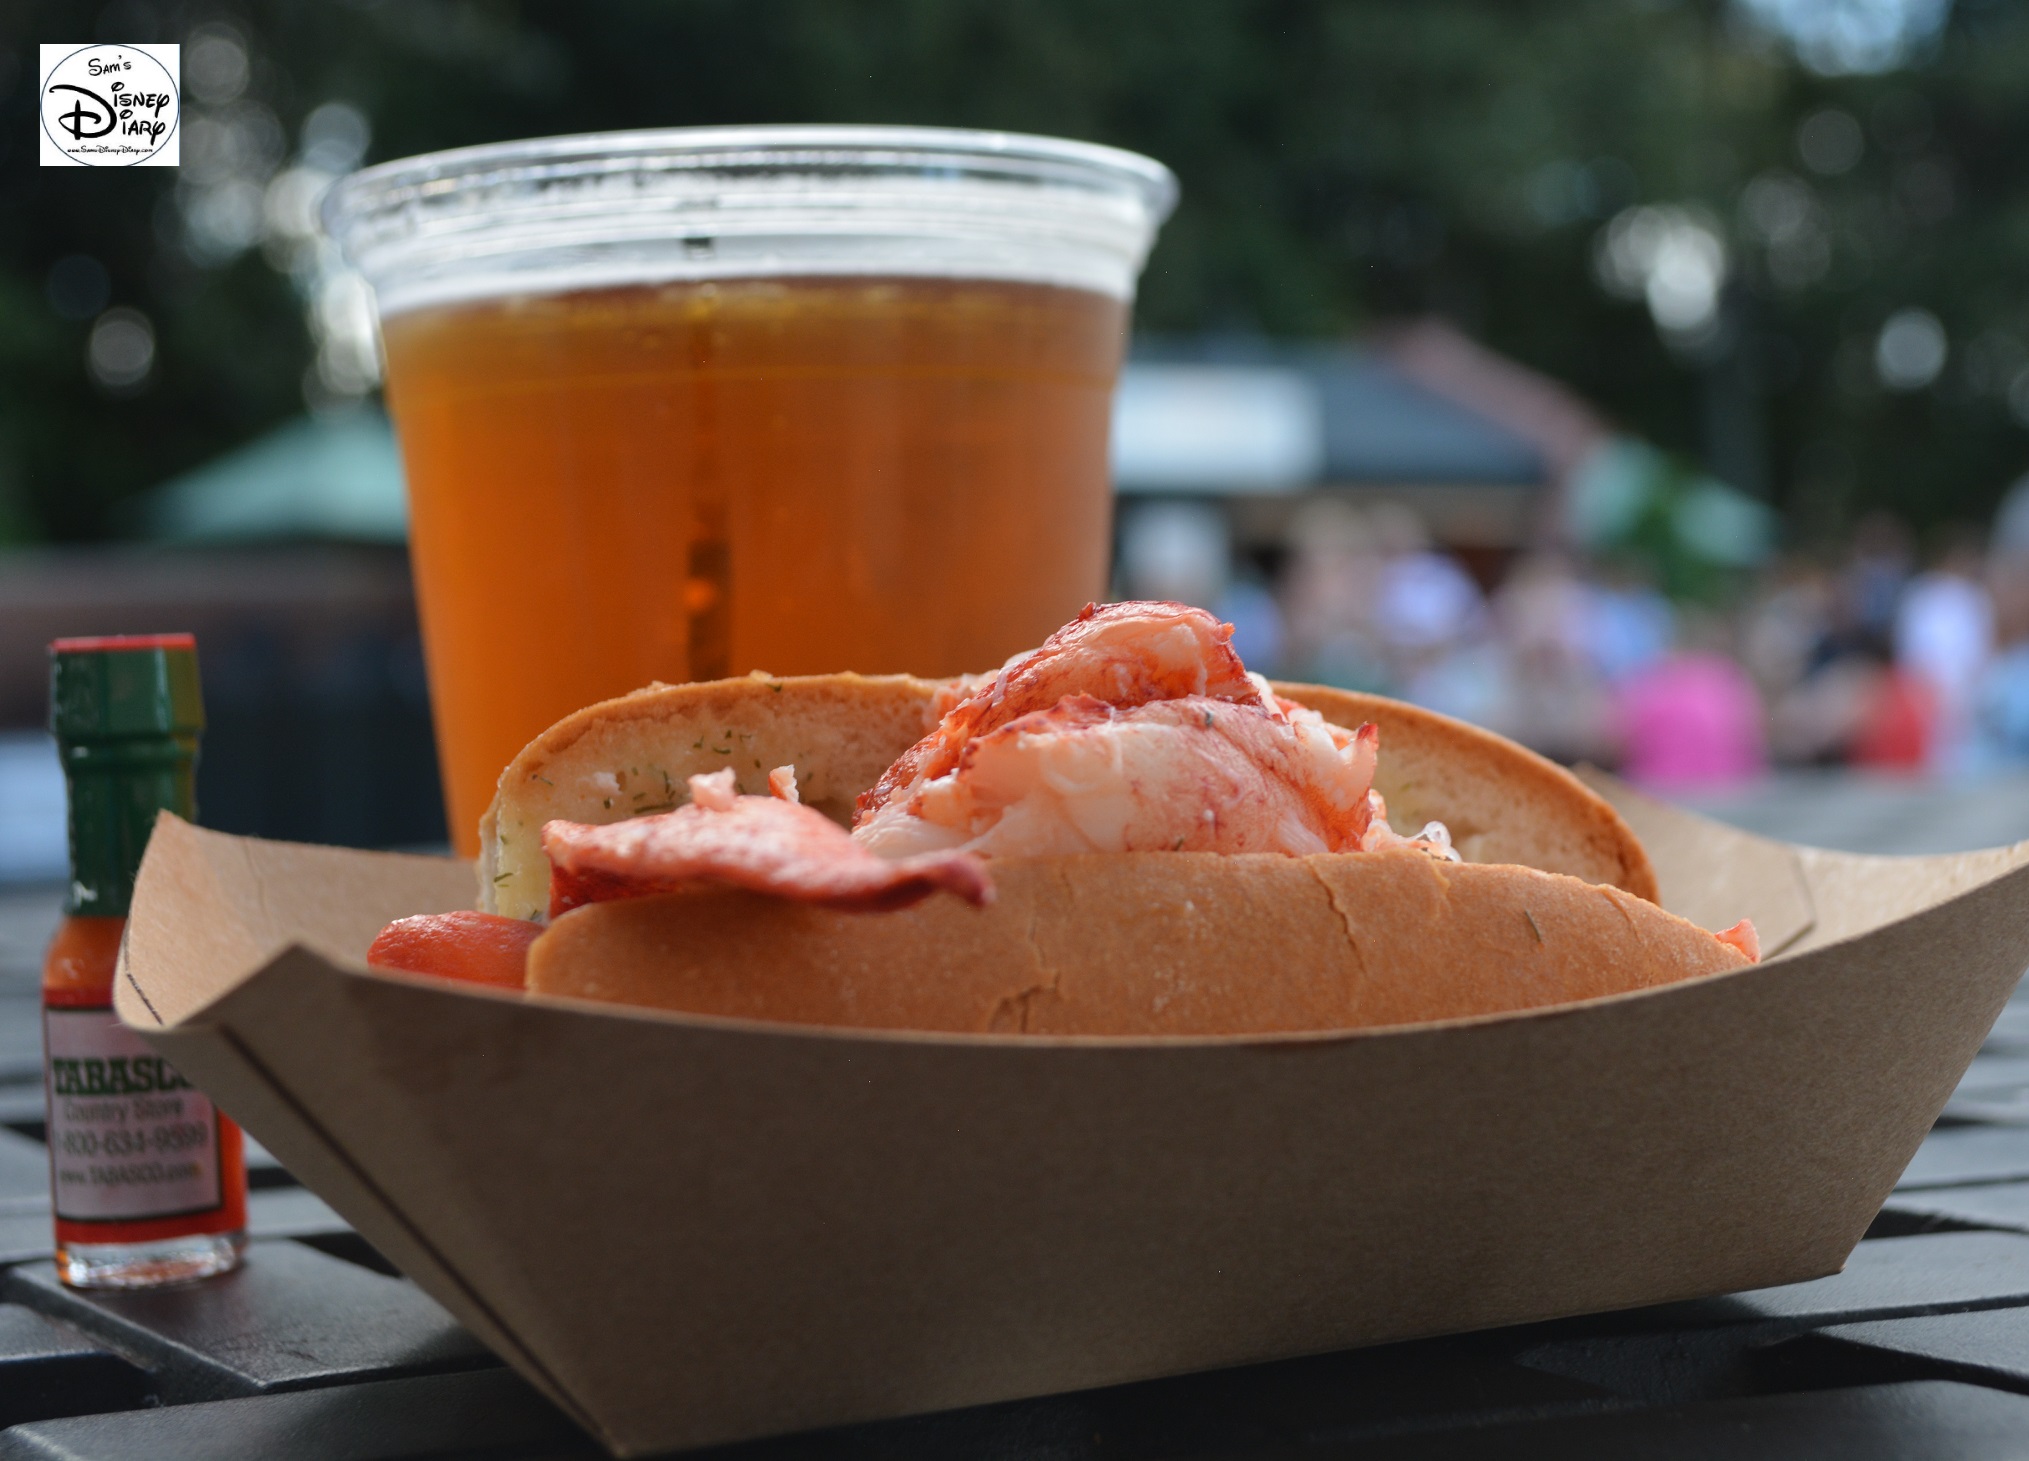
[6,0,2028,548]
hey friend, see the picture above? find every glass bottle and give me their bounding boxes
[43,634,247,1287]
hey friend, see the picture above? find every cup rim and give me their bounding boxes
[324,123,1179,229]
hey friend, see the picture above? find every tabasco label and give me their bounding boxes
[43,1007,223,1222]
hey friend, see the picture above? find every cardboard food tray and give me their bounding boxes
[118,778,2029,1457]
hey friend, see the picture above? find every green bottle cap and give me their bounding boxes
[50,633,204,743]
[48,635,204,917]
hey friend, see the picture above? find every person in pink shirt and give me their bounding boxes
[1617,615,1768,789]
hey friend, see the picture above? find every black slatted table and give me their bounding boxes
[5,884,2029,1458]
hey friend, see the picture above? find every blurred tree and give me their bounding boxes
[4,0,2027,548]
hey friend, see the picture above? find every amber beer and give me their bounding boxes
[381,277,1127,850]
[328,128,1174,853]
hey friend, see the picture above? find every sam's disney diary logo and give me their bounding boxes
[40,44,180,167]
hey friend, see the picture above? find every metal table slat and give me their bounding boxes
[0,1369,595,1461]
[1219,1381,2029,1461]
[1897,1127,2029,1190]
[6,1243,495,1404]
[0,1307,148,1432]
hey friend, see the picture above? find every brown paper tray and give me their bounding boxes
[115,780,2029,1456]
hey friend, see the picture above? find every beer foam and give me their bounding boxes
[324,126,1178,318]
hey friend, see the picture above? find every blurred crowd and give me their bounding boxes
[1117,482,2029,791]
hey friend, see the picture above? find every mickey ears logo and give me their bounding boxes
[40,44,180,168]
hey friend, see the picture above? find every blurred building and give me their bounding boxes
[1113,318,1611,592]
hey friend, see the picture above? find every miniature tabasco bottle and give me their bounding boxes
[43,634,247,1287]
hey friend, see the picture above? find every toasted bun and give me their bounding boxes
[528,850,1742,1037]
[480,675,1655,919]
[1283,686,1658,902]
[480,673,945,921]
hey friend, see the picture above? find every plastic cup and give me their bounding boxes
[324,125,1176,854]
